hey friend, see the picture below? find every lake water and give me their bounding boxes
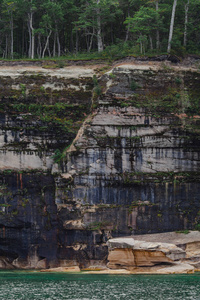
[0,271,200,300]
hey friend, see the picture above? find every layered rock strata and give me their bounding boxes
[107,232,200,274]
[0,65,94,170]
[0,64,96,268]
[0,59,200,268]
[59,62,200,238]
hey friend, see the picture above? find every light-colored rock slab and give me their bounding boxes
[187,261,200,269]
[131,231,200,246]
[156,263,194,274]
[107,237,135,249]
[133,231,200,258]
[0,66,96,79]
[185,241,200,258]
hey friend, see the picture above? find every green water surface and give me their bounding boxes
[0,271,200,300]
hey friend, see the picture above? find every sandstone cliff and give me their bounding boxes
[0,57,200,269]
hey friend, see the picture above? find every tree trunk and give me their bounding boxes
[42,30,52,58]
[10,11,13,59]
[96,0,103,52]
[149,35,153,50]
[37,33,42,58]
[57,32,61,57]
[27,20,32,58]
[88,33,94,52]
[155,1,160,50]
[125,24,130,43]
[70,27,74,52]
[85,29,89,52]
[5,35,8,59]
[167,0,178,53]
[31,28,34,59]
[47,41,51,57]
[22,22,25,57]
[53,32,56,57]
[125,11,130,42]
[28,10,34,59]
[184,0,190,47]
[140,34,143,54]
[75,30,79,54]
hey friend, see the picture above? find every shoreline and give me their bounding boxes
[0,269,199,275]
[39,265,200,275]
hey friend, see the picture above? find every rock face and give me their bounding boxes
[107,237,185,269]
[1,60,200,269]
[0,65,96,268]
[0,172,58,268]
[107,233,200,273]
[58,62,200,242]
[0,65,94,170]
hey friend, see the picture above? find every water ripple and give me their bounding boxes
[0,271,200,300]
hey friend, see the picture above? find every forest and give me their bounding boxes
[0,0,199,59]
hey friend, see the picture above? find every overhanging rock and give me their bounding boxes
[107,237,186,268]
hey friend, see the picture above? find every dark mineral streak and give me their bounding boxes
[0,61,200,268]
